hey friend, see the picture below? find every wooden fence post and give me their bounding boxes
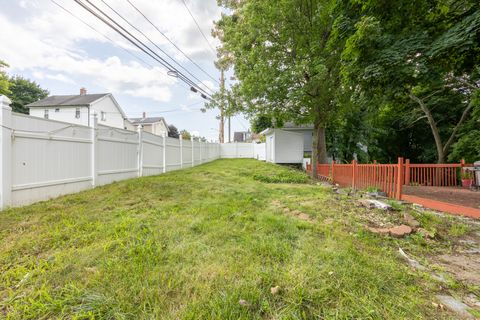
[331,160,335,182]
[405,159,410,185]
[396,157,404,200]
[352,160,357,189]
[0,95,12,209]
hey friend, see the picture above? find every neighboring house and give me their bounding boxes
[27,88,129,129]
[233,131,252,142]
[281,122,314,154]
[260,128,304,164]
[129,113,169,136]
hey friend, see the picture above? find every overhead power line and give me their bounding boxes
[100,0,214,95]
[125,0,220,85]
[50,0,193,93]
[73,0,211,99]
[81,0,210,97]
[50,0,152,70]
[180,0,217,56]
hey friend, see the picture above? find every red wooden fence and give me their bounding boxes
[306,158,471,200]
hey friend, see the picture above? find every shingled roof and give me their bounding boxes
[129,117,166,125]
[26,93,109,107]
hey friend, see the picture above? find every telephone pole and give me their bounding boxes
[219,69,225,143]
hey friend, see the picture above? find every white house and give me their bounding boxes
[27,88,129,129]
[128,113,169,136]
[260,128,304,164]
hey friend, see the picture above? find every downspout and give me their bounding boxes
[88,105,90,127]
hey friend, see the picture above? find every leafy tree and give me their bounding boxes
[448,99,480,163]
[0,60,10,96]
[8,76,49,114]
[339,0,480,163]
[168,124,179,138]
[251,114,272,134]
[179,129,191,140]
[214,0,342,175]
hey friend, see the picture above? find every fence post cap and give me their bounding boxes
[0,95,12,108]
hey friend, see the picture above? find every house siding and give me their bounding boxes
[29,106,90,126]
[90,96,125,129]
[29,95,126,129]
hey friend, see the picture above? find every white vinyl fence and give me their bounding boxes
[254,143,266,161]
[220,142,255,158]
[0,96,221,208]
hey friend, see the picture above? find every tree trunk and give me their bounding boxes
[409,93,473,164]
[409,94,445,163]
[312,124,318,178]
[312,119,328,179]
[317,126,328,164]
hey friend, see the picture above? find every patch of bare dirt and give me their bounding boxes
[431,232,480,286]
[271,200,314,222]
[434,254,480,286]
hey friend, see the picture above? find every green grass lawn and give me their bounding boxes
[0,159,478,319]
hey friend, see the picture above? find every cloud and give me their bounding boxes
[33,71,75,84]
[0,0,221,102]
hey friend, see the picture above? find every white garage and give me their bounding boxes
[260,128,304,164]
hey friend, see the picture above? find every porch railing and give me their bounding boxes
[306,159,471,200]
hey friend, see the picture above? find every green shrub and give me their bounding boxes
[253,170,309,184]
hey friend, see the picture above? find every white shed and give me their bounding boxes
[260,128,304,164]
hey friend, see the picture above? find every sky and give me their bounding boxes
[0,0,249,141]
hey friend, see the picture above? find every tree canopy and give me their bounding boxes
[215,0,342,175]
[8,76,49,114]
[0,60,10,96]
[215,0,480,164]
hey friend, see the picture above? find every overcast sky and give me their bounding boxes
[0,0,249,141]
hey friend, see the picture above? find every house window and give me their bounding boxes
[75,108,81,119]
[101,111,106,121]
[44,109,49,119]
[55,108,60,113]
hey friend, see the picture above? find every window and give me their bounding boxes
[55,108,60,113]
[44,109,49,119]
[101,111,106,121]
[75,108,81,119]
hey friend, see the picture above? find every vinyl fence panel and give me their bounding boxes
[142,131,164,176]
[10,113,92,206]
[254,143,266,161]
[220,143,255,158]
[165,137,181,172]
[97,125,139,186]
[182,139,193,167]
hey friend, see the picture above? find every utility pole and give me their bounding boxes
[228,116,231,143]
[219,69,225,143]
